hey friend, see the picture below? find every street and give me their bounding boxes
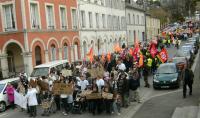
[0,42,196,118]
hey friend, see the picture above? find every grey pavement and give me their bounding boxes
[0,42,195,118]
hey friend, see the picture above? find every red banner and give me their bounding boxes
[150,44,157,58]
[138,53,144,67]
[157,48,168,63]
[87,47,94,63]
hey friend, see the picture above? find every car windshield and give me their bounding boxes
[157,65,176,74]
[173,58,186,64]
[31,67,49,77]
[181,46,191,51]
[175,50,190,57]
[0,84,5,93]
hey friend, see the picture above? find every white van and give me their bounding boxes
[0,77,19,112]
[29,60,69,81]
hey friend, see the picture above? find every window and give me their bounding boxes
[88,12,93,28]
[121,17,126,30]
[117,16,120,29]
[95,13,99,28]
[133,14,135,24]
[60,6,67,29]
[30,3,40,29]
[102,14,106,28]
[51,45,56,61]
[46,5,55,29]
[141,16,143,25]
[71,9,77,29]
[107,15,111,29]
[128,13,131,24]
[83,41,87,57]
[137,15,139,24]
[81,10,86,28]
[63,43,68,59]
[2,4,16,31]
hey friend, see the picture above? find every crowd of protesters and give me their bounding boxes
[6,31,199,118]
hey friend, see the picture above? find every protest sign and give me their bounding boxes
[85,93,102,100]
[52,83,73,95]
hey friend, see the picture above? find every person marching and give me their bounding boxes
[26,84,38,117]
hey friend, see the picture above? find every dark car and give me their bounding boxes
[153,63,179,89]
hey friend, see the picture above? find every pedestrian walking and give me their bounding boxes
[129,67,141,103]
[182,66,194,98]
[143,66,150,88]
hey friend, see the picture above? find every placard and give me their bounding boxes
[102,92,113,99]
[52,83,61,95]
[52,83,73,95]
[85,93,102,100]
[80,90,92,97]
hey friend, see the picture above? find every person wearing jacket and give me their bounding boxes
[129,67,141,103]
[26,85,38,117]
[6,83,15,109]
[143,65,150,88]
[182,66,194,98]
[117,72,129,108]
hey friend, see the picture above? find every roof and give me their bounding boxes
[159,63,176,67]
[0,77,19,84]
[34,60,69,68]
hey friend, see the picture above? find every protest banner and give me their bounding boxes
[102,92,113,99]
[52,83,73,95]
[85,93,102,100]
[14,91,27,109]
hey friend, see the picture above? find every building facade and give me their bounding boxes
[78,0,127,58]
[146,14,160,41]
[0,0,80,78]
[125,0,145,46]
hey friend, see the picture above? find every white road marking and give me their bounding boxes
[0,113,9,117]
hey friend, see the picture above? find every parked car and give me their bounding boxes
[175,49,190,60]
[29,60,69,81]
[0,78,19,112]
[180,45,194,58]
[153,63,179,89]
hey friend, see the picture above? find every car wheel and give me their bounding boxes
[153,86,157,90]
[0,102,6,112]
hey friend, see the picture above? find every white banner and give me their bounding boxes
[14,90,27,109]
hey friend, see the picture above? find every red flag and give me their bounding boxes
[150,44,157,58]
[157,48,168,63]
[133,46,140,61]
[129,48,133,56]
[107,52,111,62]
[114,43,122,53]
[87,47,94,63]
[138,53,144,67]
